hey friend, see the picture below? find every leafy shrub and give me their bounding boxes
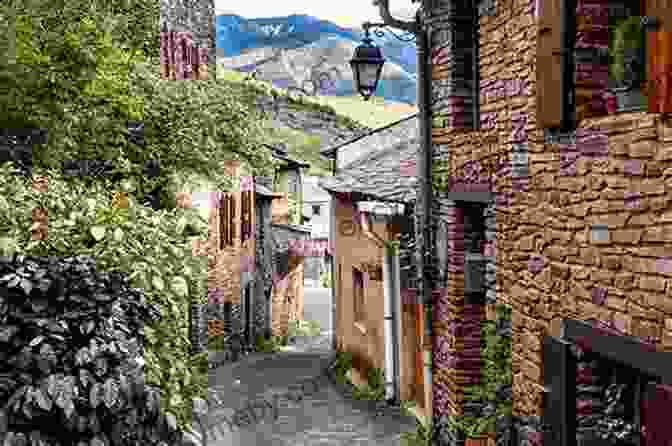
[318,270,331,288]
[400,418,433,446]
[0,162,209,433]
[352,367,385,401]
[450,303,512,439]
[287,319,320,338]
[0,253,182,446]
[332,350,353,386]
[254,335,282,353]
[208,335,227,351]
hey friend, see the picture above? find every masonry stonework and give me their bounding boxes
[427,0,672,444]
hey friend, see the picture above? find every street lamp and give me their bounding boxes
[350,2,433,423]
[349,22,416,100]
[349,26,386,100]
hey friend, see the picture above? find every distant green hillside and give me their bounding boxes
[216,66,416,132]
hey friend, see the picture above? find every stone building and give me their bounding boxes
[319,118,429,416]
[192,154,311,359]
[302,176,332,286]
[423,0,672,445]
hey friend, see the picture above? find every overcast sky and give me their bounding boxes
[215,0,419,28]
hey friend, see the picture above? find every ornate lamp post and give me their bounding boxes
[350,0,434,424]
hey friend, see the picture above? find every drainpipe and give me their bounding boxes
[416,9,433,422]
[330,194,337,351]
[358,210,401,404]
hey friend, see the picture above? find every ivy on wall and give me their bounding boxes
[440,303,513,439]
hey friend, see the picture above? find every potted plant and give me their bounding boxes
[608,16,647,111]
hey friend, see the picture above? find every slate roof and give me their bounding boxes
[318,136,418,204]
[320,113,418,170]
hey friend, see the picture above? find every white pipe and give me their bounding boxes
[391,248,402,404]
[382,252,395,401]
[358,208,401,403]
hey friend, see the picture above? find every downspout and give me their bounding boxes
[358,211,401,403]
[417,8,433,422]
[330,193,337,350]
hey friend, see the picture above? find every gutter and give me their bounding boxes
[357,207,402,405]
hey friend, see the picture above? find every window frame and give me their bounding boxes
[219,193,236,249]
[562,0,659,129]
[352,267,366,329]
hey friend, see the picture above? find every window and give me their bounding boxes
[537,0,672,130]
[241,191,252,241]
[287,169,300,196]
[219,193,236,249]
[353,268,365,326]
[431,1,480,130]
[312,204,321,216]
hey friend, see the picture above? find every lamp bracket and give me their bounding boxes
[362,21,417,42]
[372,0,420,34]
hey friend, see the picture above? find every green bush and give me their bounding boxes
[400,418,433,446]
[318,270,331,288]
[208,335,227,352]
[287,319,321,338]
[254,335,282,353]
[0,253,184,445]
[332,350,353,385]
[449,303,512,439]
[352,366,385,401]
[0,161,209,433]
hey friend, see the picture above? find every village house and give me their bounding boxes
[418,0,672,444]
[192,146,311,360]
[301,175,333,286]
[319,114,430,417]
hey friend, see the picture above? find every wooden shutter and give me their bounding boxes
[646,0,672,113]
[537,0,566,128]
[542,336,576,446]
[219,193,236,249]
[641,383,672,446]
[219,194,229,249]
[229,194,236,243]
[241,191,251,241]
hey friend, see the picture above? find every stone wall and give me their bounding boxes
[427,0,672,444]
[253,95,370,149]
[160,0,215,72]
[271,254,305,337]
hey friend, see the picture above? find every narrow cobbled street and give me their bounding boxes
[205,330,418,446]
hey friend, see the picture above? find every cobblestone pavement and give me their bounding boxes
[205,331,418,446]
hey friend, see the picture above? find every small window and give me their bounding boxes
[353,268,365,325]
[219,193,236,249]
[537,0,672,130]
[312,205,321,216]
[431,2,480,130]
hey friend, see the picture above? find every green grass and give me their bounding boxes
[262,123,331,177]
[215,66,416,180]
[306,94,417,129]
[216,66,415,129]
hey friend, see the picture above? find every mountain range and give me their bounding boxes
[216,14,418,105]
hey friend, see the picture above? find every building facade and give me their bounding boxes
[424,0,672,444]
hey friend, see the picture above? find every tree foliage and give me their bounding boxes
[1,0,275,196]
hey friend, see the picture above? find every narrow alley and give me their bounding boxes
[203,285,418,446]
